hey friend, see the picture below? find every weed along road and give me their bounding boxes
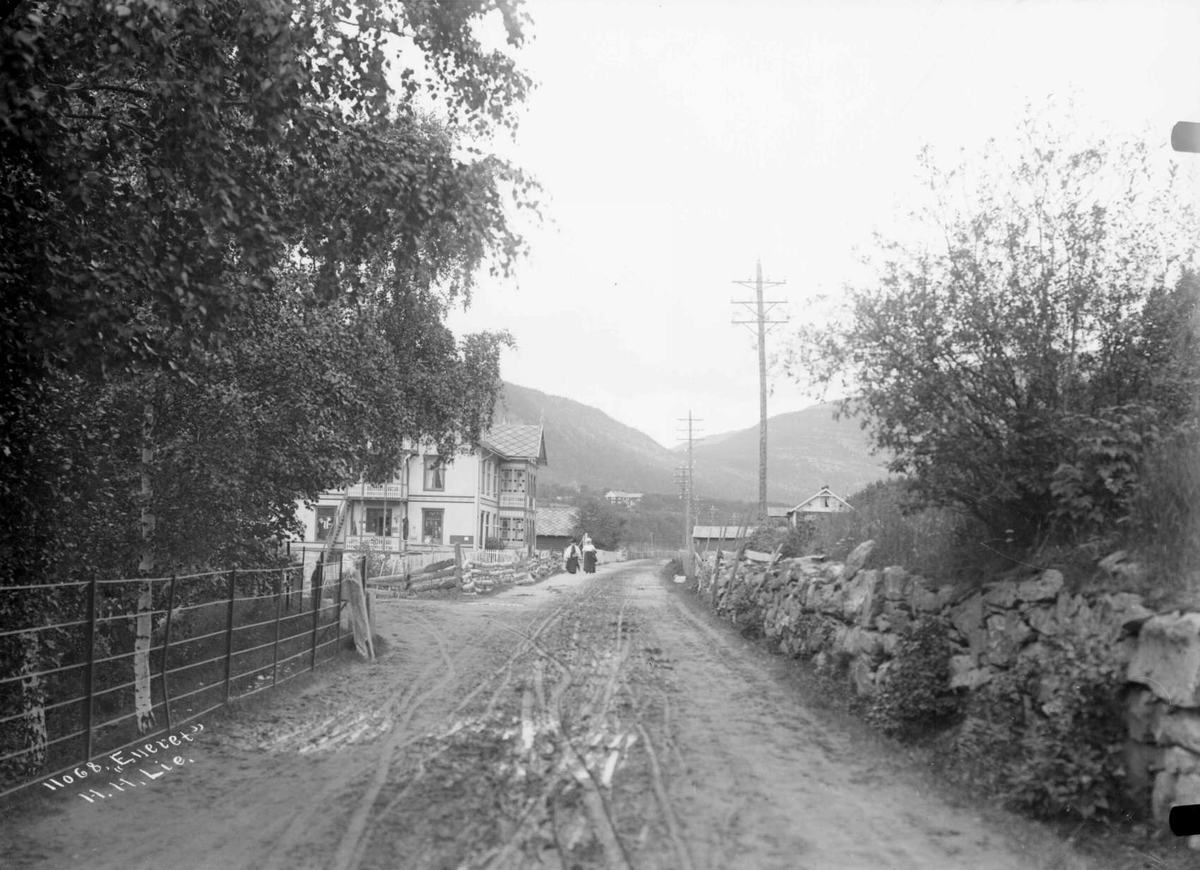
[6,560,1048,870]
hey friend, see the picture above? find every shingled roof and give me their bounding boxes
[480,424,547,465]
[536,505,578,537]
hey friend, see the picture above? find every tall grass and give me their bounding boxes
[805,479,979,581]
[1123,427,1200,603]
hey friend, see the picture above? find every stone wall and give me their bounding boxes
[461,550,561,593]
[694,541,1200,838]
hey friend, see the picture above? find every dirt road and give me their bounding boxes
[5,560,1052,870]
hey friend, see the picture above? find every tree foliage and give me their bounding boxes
[1,0,537,582]
[571,498,626,551]
[789,110,1200,553]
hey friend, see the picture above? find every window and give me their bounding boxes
[422,509,444,544]
[424,455,445,491]
[365,508,392,536]
[315,506,336,541]
[499,516,525,542]
[822,497,829,508]
[501,468,525,493]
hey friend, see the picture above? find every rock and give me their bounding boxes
[950,665,994,691]
[1016,569,1064,602]
[1123,739,1164,809]
[880,632,899,657]
[882,565,910,600]
[949,593,984,643]
[849,656,876,696]
[843,569,884,625]
[843,540,876,582]
[983,613,1034,667]
[844,627,885,660]
[1098,550,1130,574]
[1025,605,1060,637]
[908,578,941,613]
[1126,687,1166,743]
[1153,749,1200,829]
[1017,640,1052,666]
[1097,592,1155,635]
[1128,613,1200,707]
[983,582,1018,610]
[1152,710,1200,755]
[948,654,977,688]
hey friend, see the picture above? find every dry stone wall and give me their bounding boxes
[694,541,1200,837]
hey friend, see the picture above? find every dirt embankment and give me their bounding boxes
[5,561,1063,869]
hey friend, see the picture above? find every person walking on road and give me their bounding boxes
[565,541,581,574]
[582,536,597,574]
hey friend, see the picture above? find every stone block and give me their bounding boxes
[1153,749,1200,828]
[1152,710,1200,755]
[1123,739,1164,810]
[983,613,1034,667]
[843,540,876,582]
[1128,613,1200,707]
[1016,569,1064,602]
[844,568,884,625]
[948,654,977,688]
[949,593,984,639]
[882,565,910,600]
[1126,687,1166,743]
[880,632,899,657]
[1025,605,1060,637]
[908,578,941,613]
[983,582,1018,610]
[849,656,876,696]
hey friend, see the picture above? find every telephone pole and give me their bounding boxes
[732,259,787,526]
[673,410,703,552]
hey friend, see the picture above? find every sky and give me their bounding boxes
[443,0,1200,448]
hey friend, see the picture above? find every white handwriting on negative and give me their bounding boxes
[40,724,204,802]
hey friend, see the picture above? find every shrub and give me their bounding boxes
[867,616,961,739]
[484,536,506,551]
[964,628,1126,821]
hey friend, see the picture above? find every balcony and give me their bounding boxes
[323,482,407,500]
[498,492,526,510]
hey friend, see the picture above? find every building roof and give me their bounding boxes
[536,505,578,537]
[788,485,854,513]
[766,506,789,518]
[605,490,643,499]
[692,525,752,540]
[480,424,547,465]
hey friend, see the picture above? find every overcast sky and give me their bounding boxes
[444,0,1200,448]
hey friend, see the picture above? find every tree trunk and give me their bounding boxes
[135,397,157,734]
[20,630,47,772]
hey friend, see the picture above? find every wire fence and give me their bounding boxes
[0,557,356,799]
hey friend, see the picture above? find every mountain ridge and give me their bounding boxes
[495,382,888,504]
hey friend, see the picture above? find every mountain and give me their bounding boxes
[679,405,891,503]
[495,383,677,493]
[495,384,888,504]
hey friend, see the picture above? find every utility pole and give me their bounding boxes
[673,410,703,554]
[732,258,787,526]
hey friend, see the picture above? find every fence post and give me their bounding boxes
[358,556,369,631]
[223,568,236,704]
[160,575,177,731]
[272,569,284,686]
[82,574,98,762]
[310,560,323,672]
[334,559,344,654]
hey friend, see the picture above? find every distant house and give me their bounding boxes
[786,485,853,527]
[535,504,578,552]
[691,525,751,552]
[604,490,643,508]
[297,424,548,556]
[766,506,790,525]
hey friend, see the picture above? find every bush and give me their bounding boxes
[962,628,1126,821]
[484,536,506,551]
[866,616,961,739]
